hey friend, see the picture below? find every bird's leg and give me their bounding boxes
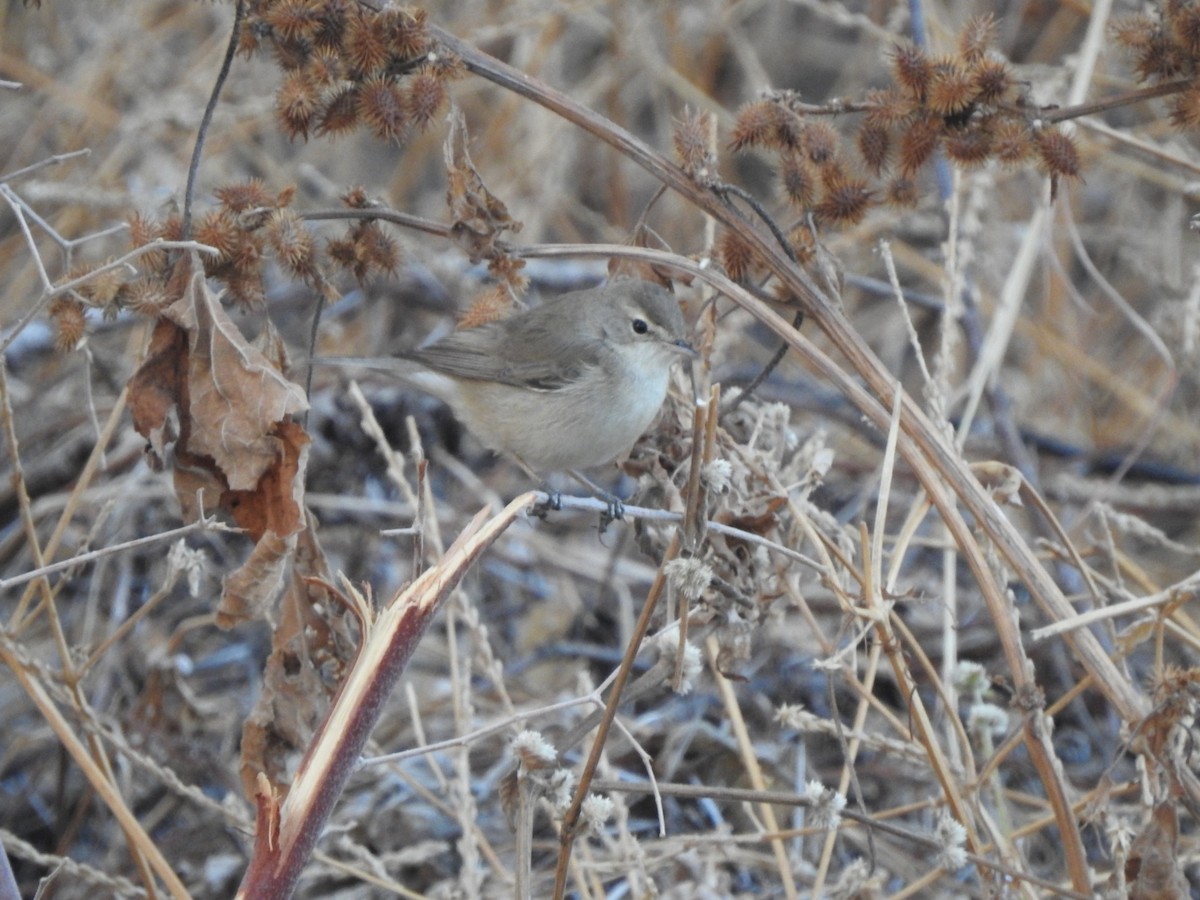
[567,469,625,528]
[513,455,561,518]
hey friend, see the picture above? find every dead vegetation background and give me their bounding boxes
[1,0,1199,897]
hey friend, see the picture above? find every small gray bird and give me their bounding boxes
[320,279,695,473]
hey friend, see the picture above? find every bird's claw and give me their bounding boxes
[531,489,562,519]
[598,496,624,533]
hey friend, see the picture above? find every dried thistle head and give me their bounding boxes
[457,284,513,329]
[779,151,817,208]
[1033,127,1082,181]
[717,228,760,282]
[673,107,713,178]
[857,121,891,175]
[958,13,997,64]
[892,42,932,101]
[813,170,873,227]
[926,57,976,116]
[264,209,318,281]
[729,99,784,152]
[49,296,87,351]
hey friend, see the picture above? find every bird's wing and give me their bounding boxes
[405,312,604,392]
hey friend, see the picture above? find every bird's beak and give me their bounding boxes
[672,338,699,357]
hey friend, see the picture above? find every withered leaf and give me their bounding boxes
[176,267,308,492]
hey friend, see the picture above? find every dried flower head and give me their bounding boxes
[892,42,932,100]
[934,813,968,871]
[357,77,408,142]
[814,171,873,226]
[458,285,513,329]
[943,125,992,168]
[717,228,759,282]
[780,152,817,208]
[673,107,713,178]
[805,780,846,830]
[927,57,976,115]
[898,112,941,175]
[50,296,86,351]
[800,122,840,165]
[664,556,713,602]
[972,57,1013,105]
[265,209,318,280]
[857,120,891,175]
[511,730,557,771]
[580,794,615,833]
[958,13,997,64]
[407,72,446,128]
[991,118,1034,164]
[1034,127,1082,180]
[729,99,783,152]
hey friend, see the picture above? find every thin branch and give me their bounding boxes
[0,148,91,185]
[181,0,245,238]
[0,518,233,593]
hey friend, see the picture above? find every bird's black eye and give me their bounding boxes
[632,318,649,335]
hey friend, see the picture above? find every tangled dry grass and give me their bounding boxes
[2,1,1200,897]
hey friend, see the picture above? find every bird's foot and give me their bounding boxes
[531,487,562,519]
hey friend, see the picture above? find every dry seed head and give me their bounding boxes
[194,209,241,262]
[943,125,993,168]
[972,57,1013,105]
[673,108,712,177]
[864,87,913,128]
[857,120,891,175]
[276,70,319,138]
[407,72,446,129]
[458,285,513,329]
[814,172,873,226]
[80,264,124,307]
[934,813,969,871]
[780,152,817,208]
[892,42,932,100]
[128,212,168,272]
[785,224,817,264]
[357,77,408,141]
[898,112,941,175]
[1171,84,1200,127]
[729,99,782,152]
[50,297,86,351]
[355,76,408,141]
[215,179,275,213]
[957,13,997,64]
[381,6,429,60]
[341,185,371,208]
[804,780,846,830]
[325,235,357,273]
[264,0,322,43]
[800,121,839,165]
[580,794,615,833]
[664,557,713,602]
[926,57,976,115]
[716,228,758,282]
[511,730,557,771]
[991,118,1034,164]
[344,14,390,76]
[1034,127,1082,180]
[124,278,171,315]
[265,209,317,279]
[1139,32,1189,80]
[127,210,161,248]
[1111,13,1157,51]
[305,47,344,88]
[356,223,400,277]
[1172,5,1200,54]
[317,85,361,136]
